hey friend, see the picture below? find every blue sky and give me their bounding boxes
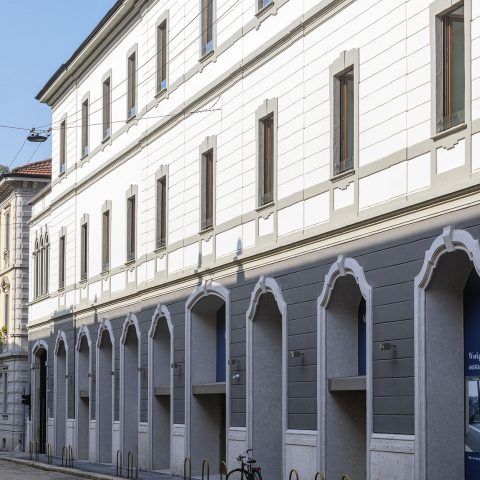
[0,0,115,169]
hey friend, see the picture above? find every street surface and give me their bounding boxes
[0,459,85,479]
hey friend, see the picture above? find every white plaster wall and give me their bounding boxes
[89,420,97,462]
[138,422,149,469]
[284,431,318,480]
[171,424,185,476]
[227,427,247,472]
[370,435,414,480]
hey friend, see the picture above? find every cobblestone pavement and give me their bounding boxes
[0,459,85,479]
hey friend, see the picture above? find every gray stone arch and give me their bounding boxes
[75,325,92,460]
[31,340,48,453]
[185,280,230,475]
[317,255,373,480]
[415,226,480,480]
[148,304,174,471]
[120,313,141,460]
[96,319,115,464]
[246,276,287,480]
[54,330,68,456]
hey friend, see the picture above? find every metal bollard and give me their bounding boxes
[67,445,73,468]
[220,460,228,480]
[28,441,33,460]
[127,451,134,479]
[34,441,40,462]
[116,450,123,477]
[61,446,67,467]
[314,474,325,480]
[184,457,192,480]
[47,443,53,464]
[201,459,210,480]
[289,469,300,480]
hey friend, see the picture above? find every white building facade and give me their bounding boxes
[28,0,480,479]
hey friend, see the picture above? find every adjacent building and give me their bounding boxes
[27,0,480,479]
[0,159,51,451]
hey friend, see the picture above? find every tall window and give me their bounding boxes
[335,68,354,176]
[102,210,110,271]
[259,114,274,206]
[156,177,167,248]
[438,5,465,132]
[127,196,136,261]
[33,232,49,299]
[34,239,40,299]
[201,0,214,56]
[201,150,214,230]
[4,210,10,256]
[157,21,167,92]
[2,371,7,412]
[103,77,111,139]
[80,223,88,281]
[82,99,89,157]
[4,293,8,329]
[60,120,66,175]
[59,234,66,290]
[127,52,137,118]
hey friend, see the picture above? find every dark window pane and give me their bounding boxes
[259,115,274,206]
[157,177,167,248]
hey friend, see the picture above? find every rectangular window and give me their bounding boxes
[157,21,167,92]
[102,210,110,271]
[59,120,66,175]
[103,77,111,139]
[334,68,354,176]
[156,177,167,248]
[80,223,88,281]
[59,235,66,290]
[201,150,214,230]
[127,52,137,118]
[2,371,7,412]
[201,0,214,56]
[81,99,89,157]
[258,0,272,10]
[439,5,465,132]
[4,294,8,329]
[127,196,136,262]
[4,210,10,254]
[259,114,274,207]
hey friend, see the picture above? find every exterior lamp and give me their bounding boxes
[380,342,396,351]
[27,128,51,143]
[289,350,304,359]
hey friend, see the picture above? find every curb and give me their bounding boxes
[0,456,123,480]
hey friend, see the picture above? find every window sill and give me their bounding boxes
[58,170,66,178]
[432,122,467,142]
[80,152,89,162]
[155,88,168,100]
[256,1,274,18]
[79,277,88,285]
[154,244,166,254]
[125,259,135,267]
[331,168,355,183]
[126,113,137,124]
[199,49,215,64]
[101,135,111,144]
[256,201,275,212]
[199,226,214,235]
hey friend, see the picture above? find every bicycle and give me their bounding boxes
[226,449,263,480]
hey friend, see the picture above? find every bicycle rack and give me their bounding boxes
[201,459,210,480]
[220,460,228,480]
[28,441,33,460]
[61,446,67,467]
[116,450,123,477]
[127,451,138,479]
[314,473,325,480]
[34,441,40,462]
[67,445,74,468]
[184,457,192,480]
[47,443,53,464]
[289,469,300,480]
[341,475,352,480]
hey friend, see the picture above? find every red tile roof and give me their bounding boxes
[11,159,51,177]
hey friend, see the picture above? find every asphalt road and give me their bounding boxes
[0,459,85,479]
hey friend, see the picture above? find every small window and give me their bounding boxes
[438,5,465,132]
[103,77,111,140]
[59,235,66,290]
[4,293,8,330]
[201,150,214,231]
[4,210,10,254]
[258,0,272,11]
[156,177,167,248]
[157,21,167,92]
[102,210,110,271]
[201,0,214,56]
[127,52,137,118]
[127,196,136,262]
[59,120,66,175]
[80,223,88,282]
[334,68,354,176]
[258,114,274,207]
[81,99,89,157]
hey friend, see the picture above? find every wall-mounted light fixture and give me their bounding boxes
[289,350,304,359]
[379,342,396,352]
[232,373,240,382]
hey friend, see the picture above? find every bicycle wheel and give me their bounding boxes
[226,468,253,480]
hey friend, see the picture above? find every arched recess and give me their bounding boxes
[31,340,48,454]
[120,313,141,460]
[54,331,68,456]
[415,227,480,480]
[317,255,372,480]
[96,319,115,464]
[246,276,287,480]
[148,305,174,472]
[185,281,230,475]
[75,325,92,461]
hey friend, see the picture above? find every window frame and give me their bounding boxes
[102,73,112,140]
[200,0,216,59]
[255,99,277,209]
[125,185,138,263]
[101,201,112,272]
[80,216,89,282]
[126,46,138,119]
[155,167,168,249]
[199,136,216,232]
[257,0,273,13]
[156,13,169,94]
[58,229,66,291]
[59,119,66,175]
[330,49,359,180]
[81,94,90,158]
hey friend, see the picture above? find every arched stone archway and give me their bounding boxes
[317,256,372,480]
[54,332,68,456]
[415,227,480,480]
[76,326,91,460]
[246,276,287,480]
